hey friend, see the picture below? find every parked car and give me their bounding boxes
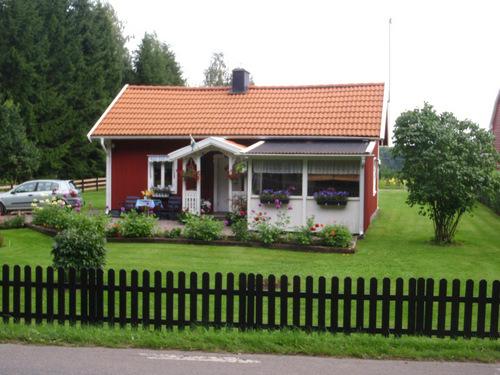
[0,180,83,214]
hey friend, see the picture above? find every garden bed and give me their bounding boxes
[25,224,356,254]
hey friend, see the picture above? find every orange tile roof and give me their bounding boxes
[90,83,386,138]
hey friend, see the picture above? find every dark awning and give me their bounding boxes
[242,140,375,156]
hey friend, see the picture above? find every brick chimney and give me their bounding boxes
[230,68,250,94]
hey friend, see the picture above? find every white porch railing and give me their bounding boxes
[184,190,198,213]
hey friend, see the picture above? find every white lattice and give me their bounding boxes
[184,191,198,213]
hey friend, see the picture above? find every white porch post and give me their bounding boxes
[359,157,365,236]
[247,159,253,226]
[228,155,233,208]
[182,157,187,210]
[196,155,201,212]
[302,158,307,226]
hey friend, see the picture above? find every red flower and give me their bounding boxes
[255,217,260,221]
[240,211,245,216]
[315,223,319,228]
[310,227,316,231]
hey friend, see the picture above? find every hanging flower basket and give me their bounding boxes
[226,168,244,180]
[177,167,200,181]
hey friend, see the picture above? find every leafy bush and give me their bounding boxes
[52,227,107,273]
[250,205,291,245]
[289,217,317,245]
[317,225,352,248]
[164,227,182,238]
[119,210,159,238]
[0,213,26,229]
[31,198,72,229]
[184,215,224,242]
[231,218,250,243]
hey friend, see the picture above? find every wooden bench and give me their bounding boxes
[159,196,182,220]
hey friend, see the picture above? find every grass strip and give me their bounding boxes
[1,323,499,363]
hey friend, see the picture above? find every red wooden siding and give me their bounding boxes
[110,139,185,209]
[493,101,500,157]
[363,142,379,233]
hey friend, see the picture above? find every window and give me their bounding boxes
[36,182,59,191]
[307,160,360,197]
[14,182,37,193]
[252,160,302,195]
[148,156,177,194]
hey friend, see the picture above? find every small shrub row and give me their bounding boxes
[0,212,26,229]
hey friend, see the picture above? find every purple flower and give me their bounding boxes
[121,207,125,212]
[106,205,109,209]
[208,206,211,210]
[89,203,93,207]
[225,220,229,225]
[263,218,266,222]
[274,199,279,204]
[288,206,293,210]
[150,210,154,215]
[201,208,204,213]
[60,203,64,207]
[75,208,81,213]
[63,194,67,198]
[258,203,262,207]
[200,217,204,220]
[251,209,255,213]
[276,205,281,210]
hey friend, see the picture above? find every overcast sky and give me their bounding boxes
[105,0,500,142]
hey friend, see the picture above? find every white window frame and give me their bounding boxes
[147,155,177,194]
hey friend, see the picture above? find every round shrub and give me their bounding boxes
[184,215,224,242]
[52,227,106,272]
[317,225,352,248]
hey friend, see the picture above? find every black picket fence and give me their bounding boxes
[1,265,499,339]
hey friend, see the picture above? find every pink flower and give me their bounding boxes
[288,206,292,210]
[276,205,281,209]
[121,207,125,212]
[274,199,279,204]
[200,217,204,220]
[89,203,93,207]
[225,220,229,225]
[105,205,109,209]
[63,194,67,198]
[258,203,262,207]
[75,208,81,213]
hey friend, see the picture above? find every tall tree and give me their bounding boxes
[0,98,40,184]
[203,52,231,87]
[392,103,500,244]
[0,0,130,178]
[133,32,185,86]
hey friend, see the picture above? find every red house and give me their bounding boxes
[87,69,388,236]
[491,89,500,157]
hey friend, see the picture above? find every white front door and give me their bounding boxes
[214,156,229,212]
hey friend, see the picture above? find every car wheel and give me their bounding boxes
[0,202,7,215]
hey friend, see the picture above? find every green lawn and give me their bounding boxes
[2,190,499,283]
[1,189,499,361]
[81,189,106,210]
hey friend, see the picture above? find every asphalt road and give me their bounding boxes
[1,344,499,375]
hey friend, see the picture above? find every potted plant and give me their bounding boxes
[141,189,153,199]
[259,189,291,204]
[313,188,349,206]
[226,161,247,180]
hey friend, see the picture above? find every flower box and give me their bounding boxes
[260,198,290,204]
[316,200,347,206]
[153,193,169,198]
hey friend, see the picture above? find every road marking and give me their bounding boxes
[139,353,260,364]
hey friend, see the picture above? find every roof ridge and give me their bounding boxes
[127,82,385,91]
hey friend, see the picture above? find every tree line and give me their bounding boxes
[0,0,186,183]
